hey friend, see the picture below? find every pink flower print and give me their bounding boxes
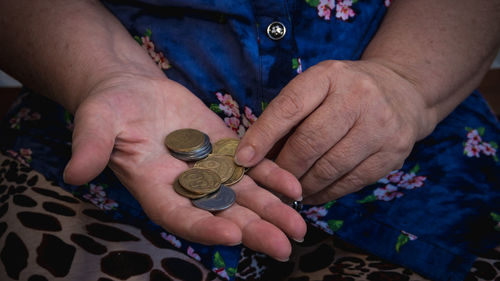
[241,115,251,128]
[187,246,201,261]
[19,148,32,158]
[161,232,182,248]
[224,116,240,132]
[89,195,104,206]
[9,117,20,128]
[401,230,418,241]
[467,129,482,144]
[384,0,392,7]
[398,173,426,190]
[313,220,334,235]
[480,142,497,156]
[10,108,40,129]
[7,148,32,166]
[244,106,258,125]
[141,36,155,53]
[156,52,171,69]
[237,125,246,138]
[89,184,106,198]
[378,170,404,184]
[213,268,229,280]
[317,0,335,20]
[464,142,481,158]
[101,199,119,210]
[374,184,404,201]
[303,206,328,221]
[216,92,241,118]
[138,34,171,70]
[6,150,18,158]
[295,57,303,74]
[29,112,41,120]
[18,108,30,118]
[335,0,356,21]
[83,184,118,210]
[218,103,234,117]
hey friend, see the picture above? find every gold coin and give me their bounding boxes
[212,138,240,156]
[165,129,207,153]
[179,168,221,194]
[223,165,245,186]
[173,178,207,199]
[194,155,235,183]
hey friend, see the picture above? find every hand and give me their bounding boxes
[235,60,430,204]
[63,74,306,261]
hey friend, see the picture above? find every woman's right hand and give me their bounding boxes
[63,74,306,261]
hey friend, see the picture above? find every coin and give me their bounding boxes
[191,185,236,211]
[178,168,221,195]
[165,129,207,153]
[173,178,207,199]
[223,164,245,186]
[212,138,240,156]
[169,142,212,161]
[194,155,235,182]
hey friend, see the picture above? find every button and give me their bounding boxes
[266,21,286,40]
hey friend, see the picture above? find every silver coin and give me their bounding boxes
[170,143,212,161]
[191,185,235,212]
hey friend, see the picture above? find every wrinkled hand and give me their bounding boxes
[63,75,306,261]
[235,60,429,204]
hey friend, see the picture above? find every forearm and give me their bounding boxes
[362,0,500,139]
[0,0,164,113]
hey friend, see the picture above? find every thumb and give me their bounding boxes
[234,64,331,167]
[63,102,117,185]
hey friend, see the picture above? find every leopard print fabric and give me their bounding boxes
[0,153,220,281]
[1,153,499,281]
[236,223,500,281]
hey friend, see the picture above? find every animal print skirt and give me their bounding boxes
[1,153,498,281]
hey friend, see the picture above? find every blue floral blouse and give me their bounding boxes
[1,0,499,280]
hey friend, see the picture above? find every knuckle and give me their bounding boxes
[287,129,323,161]
[357,75,378,93]
[312,156,341,183]
[270,88,304,120]
[320,60,350,72]
[246,118,277,147]
[342,173,368,190]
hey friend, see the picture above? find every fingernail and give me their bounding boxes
[234,145,255,166]
[228,241,242,246]
[273,256,290,262]
[295,196,303,201]
[292,237,304,243]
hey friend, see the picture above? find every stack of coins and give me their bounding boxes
[165,129,246,211]
[164,128,212,161]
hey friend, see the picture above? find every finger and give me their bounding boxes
[274,95,357,179]
[303,152,404,204]
[235,64,332,167]
[64,102,117,185]
[299,123,382,197]
[232,176,307,242]
[160,205,243,245]
[247,159,303,201]
[118,165,243,245]
[217,203,292,261]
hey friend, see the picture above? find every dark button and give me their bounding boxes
[266,21,286,40]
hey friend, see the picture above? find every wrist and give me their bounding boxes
[64,41,167,114]
[360,58,439,140]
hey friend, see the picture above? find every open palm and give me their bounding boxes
[63,76,306,261]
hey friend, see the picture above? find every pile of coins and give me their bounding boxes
[165,129,245,212]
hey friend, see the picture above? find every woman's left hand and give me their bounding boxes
[235,60,433,204]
